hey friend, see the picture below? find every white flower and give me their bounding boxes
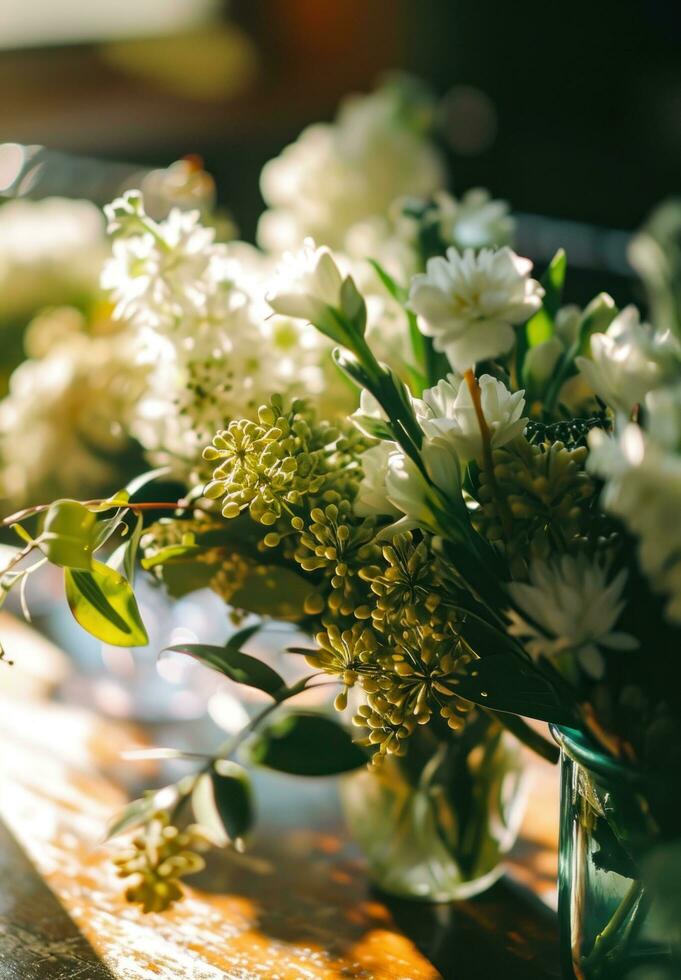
[436,189,515,251]
[97,197,352,475]
[588,406,681,623]
[0,197,106,321]
[257,79,445,252]
[384,451,436,529]
[101,199,227,331]
[507,554,638,679]
[267,240,344,322]
[409,247,543,372]
[351,390,389,438]
[354,443,402,519]
[420,373,527,462]
[575,306,674,415]
[381,438,461,533]
[0,326,146,508]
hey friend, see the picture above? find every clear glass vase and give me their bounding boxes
[340,718,528,901]
[554,726,681,979]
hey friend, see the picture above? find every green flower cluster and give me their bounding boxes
[203,395,359,524]
[196,396,476,763]
[474,435,595,569]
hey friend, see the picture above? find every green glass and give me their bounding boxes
[554,726,681,979]
[340,720,527,901]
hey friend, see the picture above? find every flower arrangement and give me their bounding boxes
[2,76,680,969]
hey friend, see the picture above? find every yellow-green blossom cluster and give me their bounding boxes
[196,396,476,762]
[113,811,212,913]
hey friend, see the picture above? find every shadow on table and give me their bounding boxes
[193,822,559,979]
[0,820,115,980]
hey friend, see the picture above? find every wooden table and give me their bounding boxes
[0,613,559,978]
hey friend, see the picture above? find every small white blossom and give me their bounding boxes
[420,373,527,463]
[267,240,344,322]
[101,197,227,332]
[507,554,638,679]
[409,247,543,372]
[436,189,515,251]
[575,306,675,415]
[354,442,402,519]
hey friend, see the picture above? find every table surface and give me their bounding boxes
[0,612,560,979]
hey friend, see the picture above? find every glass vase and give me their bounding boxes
[554,726,681,979]
[340,718,528,901]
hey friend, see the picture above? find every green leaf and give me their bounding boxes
[540,248,567,321]
[92,508,129,552]
[249,711,368,776]
[192,768,253,845]
[10,523,33,546]
[450,656,575,725]
[212,761,254,841]
[367,259,407,303]
[227,622,262,648]
[124,512,144,585]
[39,499,96,569]
[141,543,203,569]
[519,249,567,386]
[105,792,163,840]
[165,642,285,698]
[65,560,148,647]
[526,308,554,348]
[124,466,171,499]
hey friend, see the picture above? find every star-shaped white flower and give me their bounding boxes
[507,554,638,679]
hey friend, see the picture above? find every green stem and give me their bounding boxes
[1,499,187,530]
[583,879,646,972]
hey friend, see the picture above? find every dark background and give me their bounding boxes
[3,0,680,301]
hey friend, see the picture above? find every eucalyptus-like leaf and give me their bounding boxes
[124,466,172,499]
[65,560,148,647]
[249,711,368,776]
[141,541,203,569]
[124,512,145,585]
[92,508,130,552]
[191,765,254,845]
[38,499,96,569]
[212,761,254,842]
[165,642,286,698]
[10,523,33,546]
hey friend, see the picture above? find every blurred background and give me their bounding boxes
[2,0,681,303]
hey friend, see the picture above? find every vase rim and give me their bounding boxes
[550,724,648,786]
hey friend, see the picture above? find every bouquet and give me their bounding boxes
[3,76,679,970]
